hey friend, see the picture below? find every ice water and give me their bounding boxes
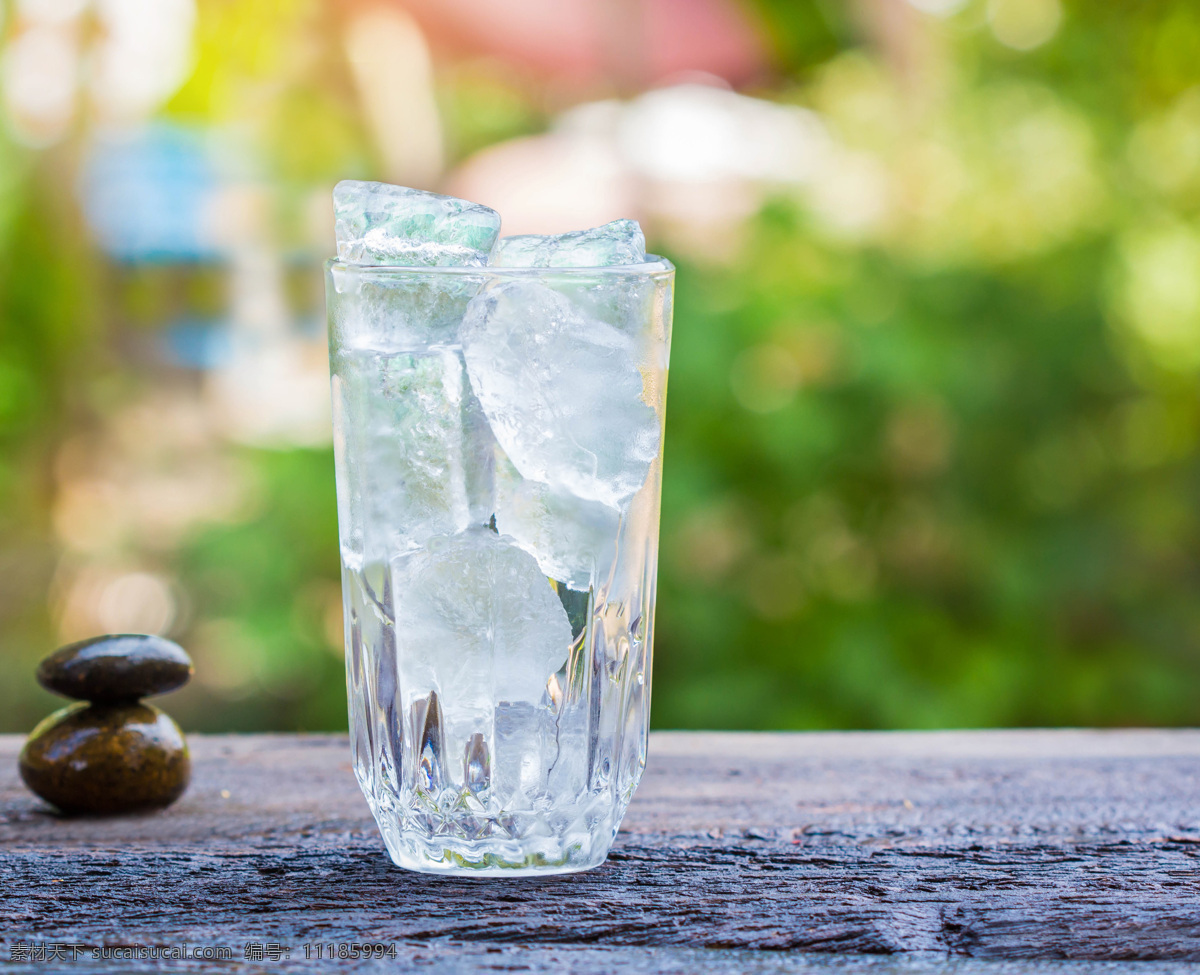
[327,261,673,874]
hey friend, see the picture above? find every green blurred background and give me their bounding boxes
[3,0,1200,733]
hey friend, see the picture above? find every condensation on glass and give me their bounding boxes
[326,259,674,874]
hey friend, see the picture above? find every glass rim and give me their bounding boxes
[326,255,675,277]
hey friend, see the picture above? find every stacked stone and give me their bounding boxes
[20,635,193,815]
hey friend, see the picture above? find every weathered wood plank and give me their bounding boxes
[2,730,1199,965]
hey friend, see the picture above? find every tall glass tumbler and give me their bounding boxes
[326,257,674,874]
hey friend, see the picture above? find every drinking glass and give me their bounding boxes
[325,257,674,874]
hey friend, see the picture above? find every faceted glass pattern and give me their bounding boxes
[326,260,674,874]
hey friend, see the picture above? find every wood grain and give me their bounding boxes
[2,730,1199,966]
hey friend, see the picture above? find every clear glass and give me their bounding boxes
[325,257,674,875]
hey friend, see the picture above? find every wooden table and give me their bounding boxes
[2,730,1199,973]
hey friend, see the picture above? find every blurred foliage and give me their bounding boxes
[751,0,852,74]
[5,0,1200,733]
[649,0,1200,729]
[437,62,549,165]
[659,227,1200,728]
[169,449,345,731]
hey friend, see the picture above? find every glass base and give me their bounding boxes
[377,819,615,876]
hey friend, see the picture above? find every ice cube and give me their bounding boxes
[491,701,558,805]
[334,348,477,560]
[391,528,573,712]
[329,261,485,353]
[461,382,499,526]
[494,458,619,591]
[334,180,501,267]
[460,280,661,508]
[491,219,646,268]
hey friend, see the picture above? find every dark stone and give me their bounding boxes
[18,702,190,815]
[37,634,193,703]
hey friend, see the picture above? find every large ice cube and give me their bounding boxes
[334,180,501,267]
[329,261,485,353]
[495,458,619,591]
[335,348,479,561]
[491,219,645,268]
[460,280,660,508]
[391,528,573,709]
